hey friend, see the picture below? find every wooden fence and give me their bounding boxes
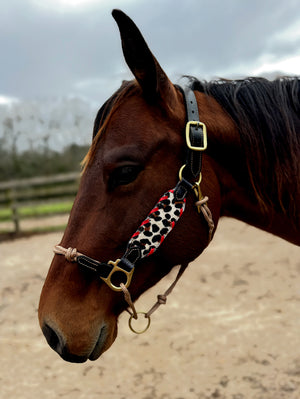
[0,172,80,236]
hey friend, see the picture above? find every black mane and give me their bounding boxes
[188,76,300,214]
[91,76,300,215]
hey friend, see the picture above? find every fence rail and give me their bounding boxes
[0,172,80,235]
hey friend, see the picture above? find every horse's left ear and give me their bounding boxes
[112,9,178,108]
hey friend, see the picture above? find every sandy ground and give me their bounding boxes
[1,217,300,399]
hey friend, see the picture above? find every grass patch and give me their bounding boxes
[19,201,73,218]
[0,201,73,221]
[0,208,11,221]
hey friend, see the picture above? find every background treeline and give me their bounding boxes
[0,97,96,181]
[0,141,89,181]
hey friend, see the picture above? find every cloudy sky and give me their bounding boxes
[1,0,300,106]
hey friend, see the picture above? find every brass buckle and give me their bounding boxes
[100,259,134,292]
[185,121,207,151]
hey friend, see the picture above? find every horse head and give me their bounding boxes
[38,10,222,363]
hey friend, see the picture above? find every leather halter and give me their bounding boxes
[54,87,212,293]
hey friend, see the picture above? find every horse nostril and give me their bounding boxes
[42,323,65,356]
[41,323,88,363]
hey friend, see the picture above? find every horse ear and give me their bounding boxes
[112,9,177,106]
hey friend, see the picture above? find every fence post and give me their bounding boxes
[7,188,20,234]
[0,172,80,236]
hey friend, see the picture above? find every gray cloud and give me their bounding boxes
[1,0,299,106]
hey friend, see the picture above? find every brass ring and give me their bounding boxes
[108,270,130,292]
[128,312,151,334]
[178,164,186,181]
[101,259,134,292]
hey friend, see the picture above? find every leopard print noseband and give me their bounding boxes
[124,188,186,261]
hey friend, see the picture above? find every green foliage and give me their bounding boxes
[18,201,73,218]
[0,201,73,221]
[0,143,89,181]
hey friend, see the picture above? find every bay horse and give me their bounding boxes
[38,9,300,363]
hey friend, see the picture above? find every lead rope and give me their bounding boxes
[145,261,189,318]
[196,196,215,242]
[121,262,189,334]
[122,197,214,333]
[54,245,188,334]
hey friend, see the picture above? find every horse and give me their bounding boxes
[38,9,300,363]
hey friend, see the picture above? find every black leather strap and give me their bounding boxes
[174,177,193,201]
[77,254,134,279]
[77,255,113,277]
[179,86,205,179]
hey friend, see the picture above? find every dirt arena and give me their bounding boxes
[1,217,300,399]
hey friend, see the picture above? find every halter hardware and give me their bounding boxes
[104,259,134,292]
[179,165,202,192]
[128,312,151,334]
[185,121,207,151]
[179,165,204,208]
[193,174,204,205]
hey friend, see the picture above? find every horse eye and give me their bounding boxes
[108,165,142,190]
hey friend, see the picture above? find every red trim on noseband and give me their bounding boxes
[132,231,140,238]
[148,247,156,256]
[159,195,169,201]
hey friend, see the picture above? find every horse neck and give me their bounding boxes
[196,92,300,246]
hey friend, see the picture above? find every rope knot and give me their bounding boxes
[65,247,77,262]
[195,195,209,206]
[157,294,167,305]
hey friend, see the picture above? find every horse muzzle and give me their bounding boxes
[40,318,115,363]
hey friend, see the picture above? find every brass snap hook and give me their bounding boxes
[193,172,203,199]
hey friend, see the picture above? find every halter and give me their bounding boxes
[54,86,214,332]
